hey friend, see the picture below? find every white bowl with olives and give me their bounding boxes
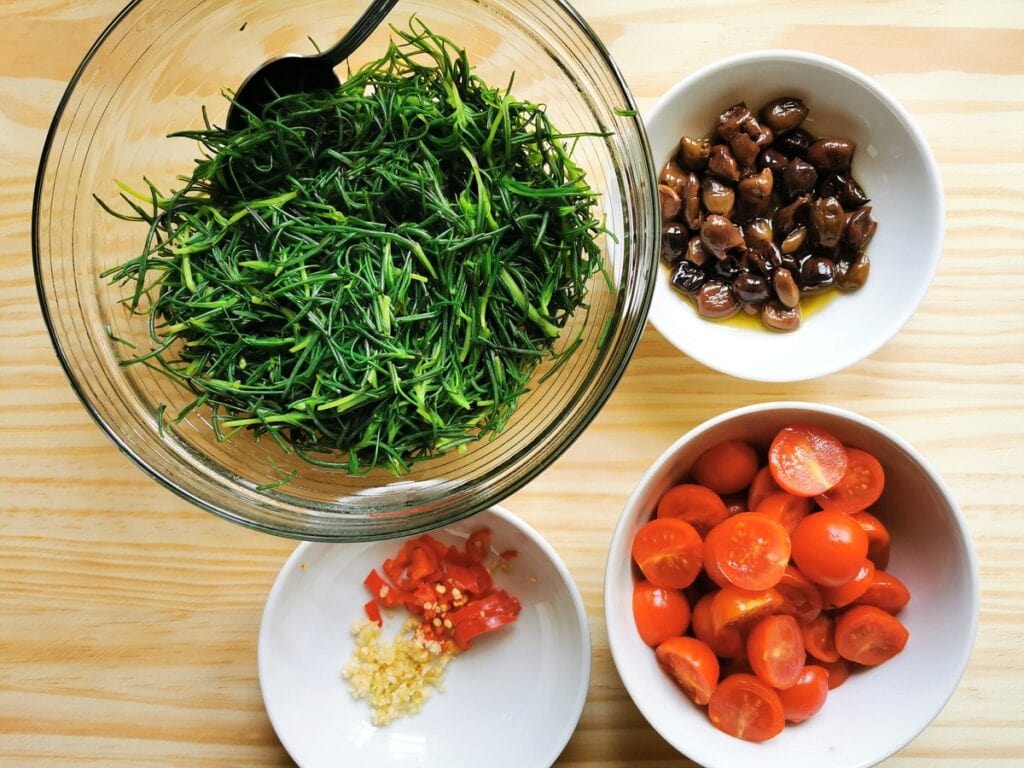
[646,50,943,382]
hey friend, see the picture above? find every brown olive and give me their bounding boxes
[819,172,870,209]
[799,255,836,293]
[737,168,774,214]
[696,280,740,319]
[681,171,702,230]
[758,148,790,178]
[780,226,808,255]
[773,267,800,308]
[700,214,746,260]
[707,144,741,183]
[686,237,708,266]
[777,127,813,157]
[660,222,688,265]
[659,160,689,194]
[729,132,760,168]
[677,136,711,171]
[762,300,801,332]
[733,272,770,304]
[670,260,705,295]
[659,184,681,220]
[807,137,856,171]
[747,239,783,277]
[836,250,870,291]
[702,178,735,216]
[844,206,878,249]
[742,301,763,316]
[773,193,811,237]
[758,97,809,133]
[810,196,845,248]
[782,158,818,199]
[743,218,773,247]
[716,103,752,141]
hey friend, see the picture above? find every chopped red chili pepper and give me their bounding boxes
[363,599,383,627]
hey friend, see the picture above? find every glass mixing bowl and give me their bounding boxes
[33,0,658,541]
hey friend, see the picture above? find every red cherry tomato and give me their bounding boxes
[815,448,885,514]
[632,580,690,647]
[747,465,782,513]
[657,484,729,538]
[791,510,869,587]
[707,673,785,743]
[775,566,823,624]
[801,613,840,663]
[852,511,892,570]
[747,614,806,689]
[769,424,848,497]
[703,512,791,591]
[631,518,704,589]
[692,592,745,659]
[835,605,909,666]
[656,636,721,706]
[854,570,911,614]
[777,665,829,723]
[710,585,784,636]
[755,492,811,536]
[818,559,875,610]
[693,440,760,495]
[818,658,851,689]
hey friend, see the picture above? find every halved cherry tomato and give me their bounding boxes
[707,673,785,742]
[703,512,791,591]
[801,614,840,663]
[747,465,783,513]
[747,614,806,689]
[633,580,690,647]
[818,658,851,689]
[775,566,823,624]
[815,448,885,514]
[769,424,848,497]
[692,592,745,659]
[656,484,729,538]
[693,440,760,495]
[852,511,892,570]
[755,492,811,536]
[819,559,875,609]
[791,510,869,587]
[835,605,909,665]
[854,570,911,614]
[656,636,721,705]
[777,665,829,723]
[631,518,704,589]
[710,585,784,636]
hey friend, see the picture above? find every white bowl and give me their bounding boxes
[645,51,944,381]
[604,402,978,768]
[259,505,590,768]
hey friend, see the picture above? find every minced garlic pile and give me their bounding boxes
[342,617,455,725]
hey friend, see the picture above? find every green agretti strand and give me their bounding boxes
[98,19,610,475]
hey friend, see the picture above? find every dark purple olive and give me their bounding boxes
[743,218,773,247]
[836,250,870,291]
[696,280,740,319]
[758,148,790,178]
[844,206,878,249]
[733,272,770,304]
[772,267,800,308]
[737,168,774,214]
[707,144,741,183]
[659,160,689,194]
[670,260,706,294]
[818,173,870,209]
[709,256,742,283]
[700,214,746,260]
[758,97,809,133]
[782,159,818,199]
[677,136,711,171]
[660,222,688,265]
[747,239,783,277]
[681,171,702,230]
[810,196,845,248]
[716,102,752,141]
[762,300,801,332]
[702,177,735,216]
[777,127,813,157]
[686,237,708,266]
[773,193,811,237]
[807,137,856,171]
[659,184,681,220]
[799,254,836,294]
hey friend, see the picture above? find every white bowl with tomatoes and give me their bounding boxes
[604,402,978,768]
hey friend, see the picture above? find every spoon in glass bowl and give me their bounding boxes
[226,0,398,131]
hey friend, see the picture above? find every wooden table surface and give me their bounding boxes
[2,1,1022,765]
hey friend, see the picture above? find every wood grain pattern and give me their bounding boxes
[2,0,1022,765]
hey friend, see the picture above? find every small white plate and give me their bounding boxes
[258,506,591,768]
